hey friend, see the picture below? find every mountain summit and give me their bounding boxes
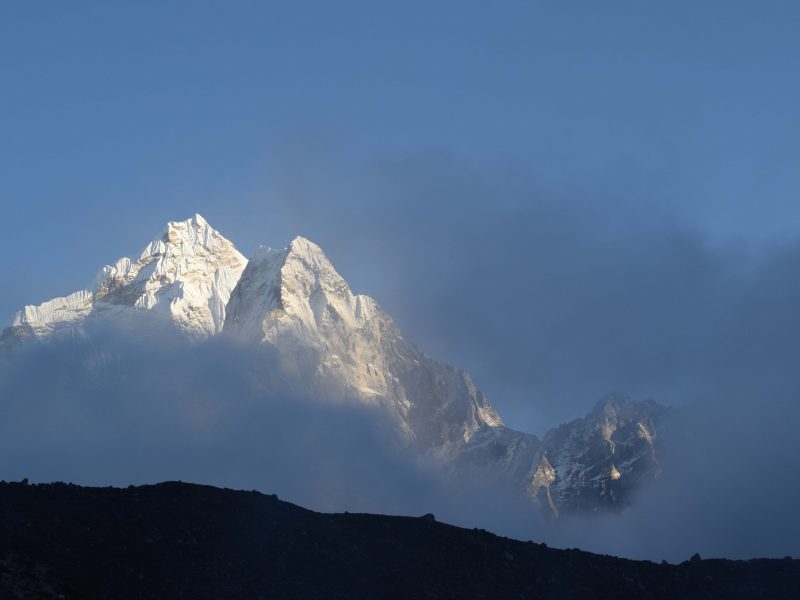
[1,215,665,516]
[8,214,247,341]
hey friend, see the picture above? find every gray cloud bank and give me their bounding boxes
[1,300,799,562]
[0,321,433,516]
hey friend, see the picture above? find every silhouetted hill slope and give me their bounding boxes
[0,481,797,599]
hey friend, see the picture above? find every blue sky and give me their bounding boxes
[2,1,800,429]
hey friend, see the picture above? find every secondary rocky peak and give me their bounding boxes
[526,394,666,517]
[287,235,329,262]
[282,236,349,300]
[224,236,378,343]
[591,393,644,416]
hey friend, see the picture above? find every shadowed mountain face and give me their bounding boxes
[454,395,665,517]
[530,396,666,515]
[0,481,798,600]
[0,215,666,517]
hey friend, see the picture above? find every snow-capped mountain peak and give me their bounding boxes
[9,214,247,340]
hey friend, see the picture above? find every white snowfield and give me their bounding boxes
[3,214,665,516]
[13,290,93,332]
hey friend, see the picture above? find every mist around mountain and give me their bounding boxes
[1,215,799,562]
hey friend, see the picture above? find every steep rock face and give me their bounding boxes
[224,236,503,454]
[5,215,247,342]
[527,394,665,516]
[449,425,542,489]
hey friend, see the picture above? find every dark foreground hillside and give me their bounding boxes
[0,481,797,599]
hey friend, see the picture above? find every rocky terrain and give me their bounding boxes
[1,481,797,600]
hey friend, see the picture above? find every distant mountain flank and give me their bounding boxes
[1,214,665,516]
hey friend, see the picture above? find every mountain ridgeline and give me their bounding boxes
[3,481,798,600]
[1,214,665,517]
